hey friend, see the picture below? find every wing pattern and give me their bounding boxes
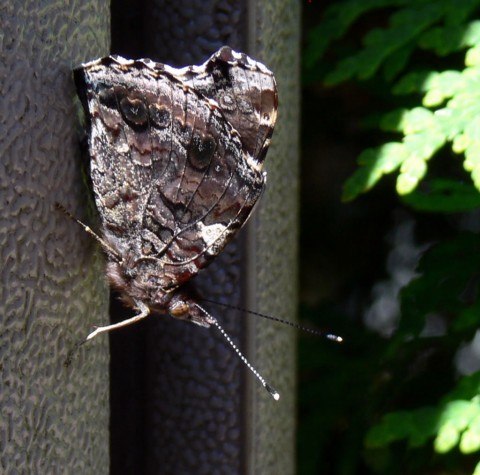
[74,47,277,314]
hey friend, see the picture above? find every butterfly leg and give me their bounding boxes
[55,202,121,261]
[65,301,150,367]
[85,300,150,340]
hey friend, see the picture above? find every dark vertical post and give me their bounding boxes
[0,1,111,473]
[109,0,300,474]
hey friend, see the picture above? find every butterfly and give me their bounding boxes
[73,47,280,398]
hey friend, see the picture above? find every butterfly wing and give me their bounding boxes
[74,49,276,295]
[172,46,278,165]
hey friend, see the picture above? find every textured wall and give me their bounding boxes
[0,1,110,473]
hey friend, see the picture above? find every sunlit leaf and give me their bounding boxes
[434,423,460,453]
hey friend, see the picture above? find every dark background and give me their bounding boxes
[297,2,479,474]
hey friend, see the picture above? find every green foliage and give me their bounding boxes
[398,232,480,337]
[365,378,480,454]
[301,2,480,474]
[298,232,480,474]
[401,179,480,212]
[305,0,480,202]
[365,232,480,472]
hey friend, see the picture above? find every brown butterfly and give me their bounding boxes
[72,47,280,398]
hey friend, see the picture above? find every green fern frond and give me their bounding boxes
[343,49,480,200]
[366,373,480,460]
[305,0,480,204]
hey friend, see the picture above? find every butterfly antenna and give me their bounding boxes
[209,317,280,401]
[201,299,343,343]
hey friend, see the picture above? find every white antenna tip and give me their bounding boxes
[326,334,343,343]
[266,384,280,401]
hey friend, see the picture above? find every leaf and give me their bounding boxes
[393,70,433,95]
[453,302,480,333]
[421,71,464,106]
[434,423,461,453]
[342,144,408,201]
[366,411,417,447]
[308,5,480,202]
[343,106,447,199]
[419,26,467,55]
[401,179,480,212]
[435,401,480,453]
[460,415,480,454]
[343,61,480,199]
[466,45,480,66]
[438,400,478,431]
[446,373,480,402]
[383,42,416,81]
[304,0,389,70]
[324,2,444,84]
[398,233,480,337]
[366,392,480,456]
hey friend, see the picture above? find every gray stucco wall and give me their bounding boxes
[1,1,111,473]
